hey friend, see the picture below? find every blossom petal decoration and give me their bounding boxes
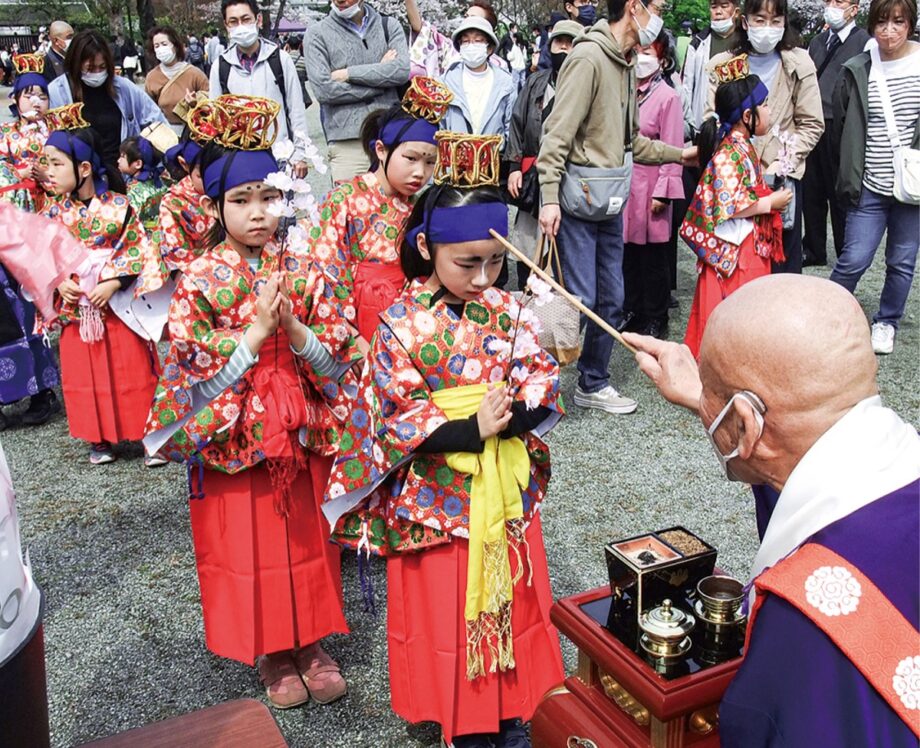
[273,137,295,161]
[525,275,554,306]
[264,171,294,191]
[892,655,920,711]
[266,200,296,218]
[804,565,862,617]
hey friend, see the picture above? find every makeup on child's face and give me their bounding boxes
[42,145,78,195]
[220,182,283,248]
[17,87,49,120]
[189,164,205,194]
[429,238,506,301]
[380,141,437,196]
[753,103,770,135]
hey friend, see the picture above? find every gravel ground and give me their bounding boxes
[1,83,917,747]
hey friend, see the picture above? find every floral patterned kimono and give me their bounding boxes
[126,177,168,239]
[41,190,166,443]
[0,118,49,212]
[157,175,213,273]
[307,171,411,342]
[680,130,783,358]
[145,238,362,665]
[323,280,564,742]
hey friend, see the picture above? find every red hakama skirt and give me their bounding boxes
[684,233,771,359]
[387,514,564,742]
[353,260,407,341]
[190,455,348,665]
[59,313,159,443]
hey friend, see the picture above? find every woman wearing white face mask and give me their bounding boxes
[439,16,517,144]
[706,0,824,274]
[48,29,167,189]
[144,26,210,134]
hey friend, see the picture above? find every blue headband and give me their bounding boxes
[45,130,108,196]
[405,201,508,249]
[379,116,439,148]
[134,136,163,187]
[203,149,279,199]
[13,73,48,96]
[719,80,769,139]
[165,140,203,171]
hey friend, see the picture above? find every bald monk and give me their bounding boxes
[624,274,919,747]
[42,21,74,83]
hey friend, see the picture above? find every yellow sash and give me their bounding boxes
[430,383,532,679]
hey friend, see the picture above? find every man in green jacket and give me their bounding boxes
[537,0,695,415]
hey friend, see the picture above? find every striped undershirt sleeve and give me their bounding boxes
[195,339,257,400]
[291,326,337,377]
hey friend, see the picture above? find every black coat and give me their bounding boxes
[505,68,553,168]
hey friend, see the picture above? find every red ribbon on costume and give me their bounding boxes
[251,331,309,516]
[353,260,407,342]
[0,178,37,195]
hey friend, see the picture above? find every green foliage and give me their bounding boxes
[662,0,710,34]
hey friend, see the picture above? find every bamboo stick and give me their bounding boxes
[490,229,638,355]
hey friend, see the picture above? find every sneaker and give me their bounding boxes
[144,453,169,468]
[89,442,115,465]
[574,385,638,414]
[21,390,62,426]
[870,322,895,355]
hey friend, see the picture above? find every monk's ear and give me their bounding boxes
[735,398,763,460]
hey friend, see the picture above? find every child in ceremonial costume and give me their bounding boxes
[323,133,564,748]
[158,130,213,273]
[144,95,362,710]
[681,55,791,358]
[0,54,52,212]
[309,77,451,343]
[40,103,166,465]
[0,54,61,427]
[117,123,176,237]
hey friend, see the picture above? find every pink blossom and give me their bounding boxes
[525,275,554,306]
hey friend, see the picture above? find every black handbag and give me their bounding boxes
[506,163,540,215]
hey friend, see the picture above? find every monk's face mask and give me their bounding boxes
[706,390,765,482]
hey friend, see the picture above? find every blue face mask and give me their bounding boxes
[577,5,597,25]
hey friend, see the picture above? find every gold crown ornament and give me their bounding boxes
[45,103,90,131]
[13,53,45,75]
[433,131,502,187]
[713,54,751,85]
[141,122,180,155]
[188,95,281,151]
[401,76,454,124]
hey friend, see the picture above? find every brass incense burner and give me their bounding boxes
[639,599,696,659]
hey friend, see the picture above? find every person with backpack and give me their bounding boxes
[211,0,311,177]
[304,0,410,183]
[186,34,206,73]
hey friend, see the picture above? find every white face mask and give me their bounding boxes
[460,42,489,69]
[81,71,108,88]
[635,52,660,79]
[705,391,765,482]
[635,1,665,46]
[155,45,176,64]
[61,38,72,52]
[711,17,735,35]
[823,6,848,30]
[331,1,363,20]
[747,25,784,53]
[229,23,259,48]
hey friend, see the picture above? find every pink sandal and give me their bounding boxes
[258,651,309,709]
[293,642,347,704]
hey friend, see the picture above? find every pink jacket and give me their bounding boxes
[624,79,685,245]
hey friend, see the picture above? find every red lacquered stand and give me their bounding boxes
[532,586,743,748]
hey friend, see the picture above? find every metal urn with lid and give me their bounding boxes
[639,599,695,659]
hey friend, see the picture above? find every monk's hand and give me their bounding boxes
[57,278,81,305]
[651,198,667,215]
[87,278,121,308]
[622,333,702,414]
[477,384,514,440]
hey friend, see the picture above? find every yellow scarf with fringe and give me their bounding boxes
[430,383,532,680]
